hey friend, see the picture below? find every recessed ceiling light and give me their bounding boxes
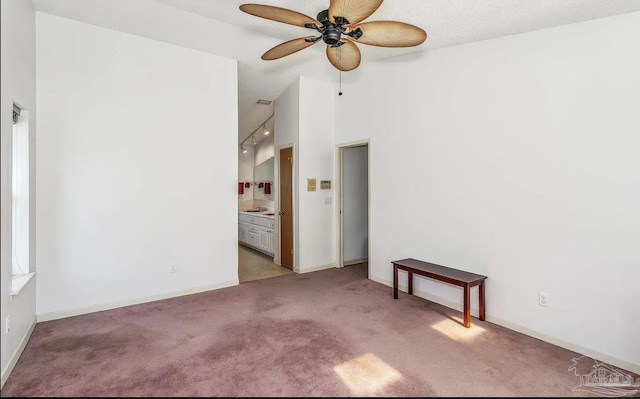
[256,99,272,105]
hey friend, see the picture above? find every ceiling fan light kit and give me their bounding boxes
[240,0,427,72]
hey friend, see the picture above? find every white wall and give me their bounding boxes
[1,0,37,383]
[297,77,336,272]
[336,12,640,371]
[274,76,336,272]
[35,13,239,317]
[342,145,368,263]
[255,133,274,167]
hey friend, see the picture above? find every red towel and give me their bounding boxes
[259,182,264,188]
[238,182,244,195]
[264,182,271,195]
[245,182,250,188]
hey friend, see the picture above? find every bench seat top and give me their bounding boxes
[392,258,487,284]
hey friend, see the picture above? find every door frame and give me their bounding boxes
[276,143,295,270]
[335,139,370,276]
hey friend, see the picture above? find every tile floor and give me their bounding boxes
[238,245,293,283]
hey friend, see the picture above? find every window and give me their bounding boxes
[12,104,30,280]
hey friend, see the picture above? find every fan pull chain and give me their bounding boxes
[338,71,343,96]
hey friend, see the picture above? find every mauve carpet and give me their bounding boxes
[2,264,638,397]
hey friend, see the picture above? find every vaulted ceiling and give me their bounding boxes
[32,0,640,145]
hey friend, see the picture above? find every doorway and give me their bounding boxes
[338,142,370,273]
[279,146,294,269]
[237,114,292,283]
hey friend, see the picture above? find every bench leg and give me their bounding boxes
[393,264,399,299]
[463,283,470,328]
[479,280,486,321]
[408,271,413,295]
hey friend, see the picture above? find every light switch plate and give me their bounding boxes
[307,178,316,191]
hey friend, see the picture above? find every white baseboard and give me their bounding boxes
[1,316,36,389]
[344,258,368,266]
[296,262,337,274]
[368,275,640,375]
[37,279,239,323]
[485,314,640,375]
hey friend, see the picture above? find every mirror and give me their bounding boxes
[253,157,274,200]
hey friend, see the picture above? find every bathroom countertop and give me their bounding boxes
[239,210,275,218]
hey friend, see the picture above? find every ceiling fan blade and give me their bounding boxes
[262,36,320,60]
[328,0,382,25]
[326,40,361,71]
[351,21,427,47]
[240,4,321,28]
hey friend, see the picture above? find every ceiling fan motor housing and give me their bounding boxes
[317,9,343,45]
[323,26,342,45]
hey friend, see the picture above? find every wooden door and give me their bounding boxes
[279,147,293,269]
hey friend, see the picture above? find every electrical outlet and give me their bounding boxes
[539,292,549,307]
[5,316,10,334]
[170,264,177,273]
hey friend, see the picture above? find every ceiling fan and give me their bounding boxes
[239,0,427,71]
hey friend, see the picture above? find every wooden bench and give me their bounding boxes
[392,258,487,328]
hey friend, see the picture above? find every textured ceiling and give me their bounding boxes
[32,0,640,145]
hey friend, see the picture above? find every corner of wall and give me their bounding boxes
[0,315,36,389]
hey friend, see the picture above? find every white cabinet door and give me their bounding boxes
[269,231,276,254]
[258,228,270,252]
[247,231,258,247]
[238,223,248,244]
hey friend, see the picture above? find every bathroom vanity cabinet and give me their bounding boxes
[238,212,276,256]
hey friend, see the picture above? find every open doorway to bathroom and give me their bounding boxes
[337,141,370,276]
[237,114,293,283]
